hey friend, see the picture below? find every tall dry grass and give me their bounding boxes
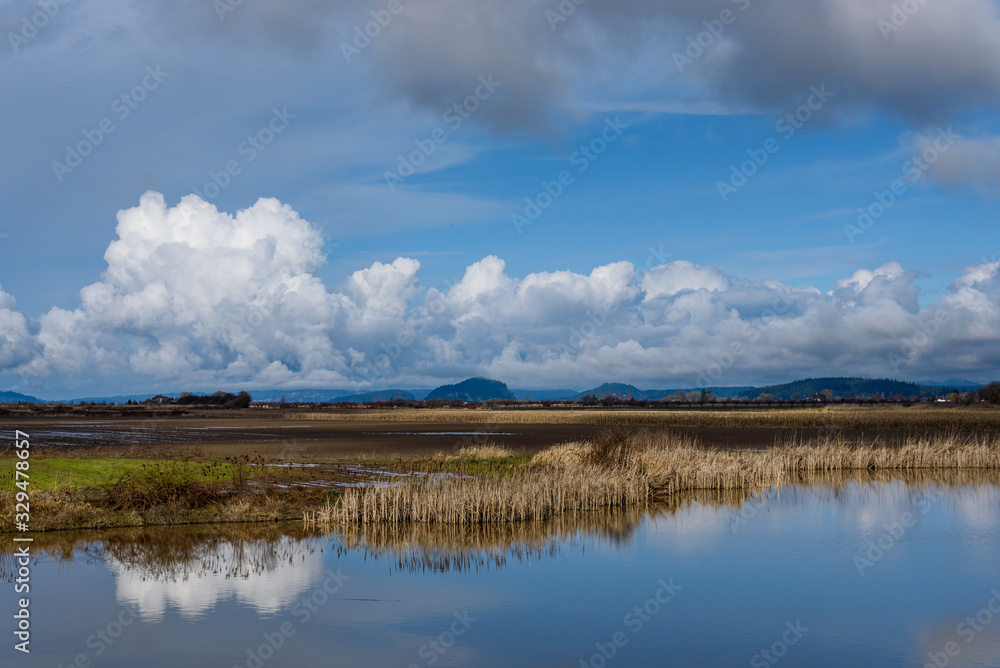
[310,429,1000,527]
[446,444,517,460]
[310,466,646,526]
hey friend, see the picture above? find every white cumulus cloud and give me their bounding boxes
[4,193,1000,395]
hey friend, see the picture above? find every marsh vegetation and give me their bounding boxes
[308,429,1000,526]
[3,406,999,532]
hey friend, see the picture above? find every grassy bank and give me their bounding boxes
[0,454,334,532]
[309,431,1000,526]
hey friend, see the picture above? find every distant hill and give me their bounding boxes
[406,389,434,401]
[58,393,163,404]
[738,377,943,400]
[248,389,418,403]
[917,379,983,390]
[332,390,415,403]
[0,390,42,404]
[576,383,645,400]
[512,389,579,401]
[695,386,756,399]
[578,383,755,401]
[426,378,516,402]
[248,388,354,403]
[657,386,756,400]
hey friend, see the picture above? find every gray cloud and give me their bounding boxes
[675,0,1000,121]
[915,133,1000,192]
[58,0,1000,134]
[367,1,569,134]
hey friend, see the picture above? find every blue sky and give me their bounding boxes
[1,0,999,397]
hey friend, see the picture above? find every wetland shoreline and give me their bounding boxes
[3,405,999,533]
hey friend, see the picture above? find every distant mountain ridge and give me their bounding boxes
[576,383,754,401]
[248,389,421,403]
[737,377,946,400]
[248,389,356,403]
[5,376,989,405]
[916,379,983,389]
[0,391,41,404]
[64,394,161,404]
[426,378,516,402]
[512,389,579,401]
[576,383,643,400]
[331,390,415,403]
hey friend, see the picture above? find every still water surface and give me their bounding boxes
[8,474,1000,667]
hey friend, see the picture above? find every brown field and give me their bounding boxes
[3,403,1000,459]
[0,414,605,459]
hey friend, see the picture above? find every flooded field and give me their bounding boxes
[5,474,999,667]
[0,416,605,457]
[2,408,987,458]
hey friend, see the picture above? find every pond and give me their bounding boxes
[6,472,1000,667]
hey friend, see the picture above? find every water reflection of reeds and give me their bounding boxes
[778,468,1000,509]
[321,468,1000,573]
[2,470,997,579]
[312,431,1000,526]
[783,467,1000,488]
[328,504,652,573]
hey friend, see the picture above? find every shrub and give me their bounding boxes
[103,463,224,511]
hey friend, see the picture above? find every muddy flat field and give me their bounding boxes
[2,404,989,460]
[0,416,604,458]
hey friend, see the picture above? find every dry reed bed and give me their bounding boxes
[314,467,647,525]
[309,431,1000,527]
[623,432,1000,495]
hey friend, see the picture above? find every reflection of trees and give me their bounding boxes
[95,526,327,581]
[0,524,324,582]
